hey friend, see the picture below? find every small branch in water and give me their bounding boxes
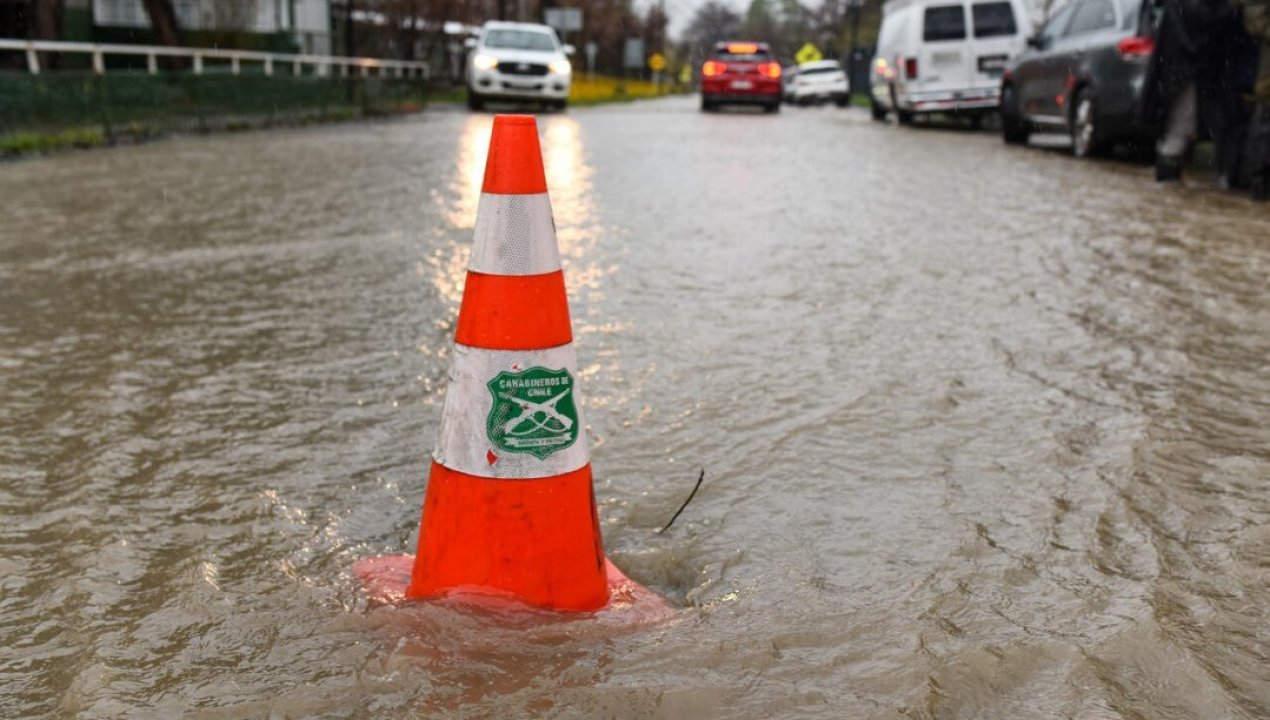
[658,469,705,534]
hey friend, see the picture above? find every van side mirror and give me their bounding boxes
[1026,34,1044,49]
[563,44,576,56]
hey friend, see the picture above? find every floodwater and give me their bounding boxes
[2,96,1268,719]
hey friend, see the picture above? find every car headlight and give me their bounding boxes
[548,59,572,75]
[472,53,498,71]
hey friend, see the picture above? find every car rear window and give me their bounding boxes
[924,5,967,41]
[972,2,1017,37]
[1067,0,1117,34]
[800,65,842,74]
[484,30,557,51]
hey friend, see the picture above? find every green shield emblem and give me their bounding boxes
[486,366,580,460]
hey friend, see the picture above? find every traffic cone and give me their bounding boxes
[354,114,670,621]
[403,114,608,612]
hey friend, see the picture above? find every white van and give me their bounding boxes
[870,0,1030,123]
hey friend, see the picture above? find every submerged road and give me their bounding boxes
[2,96,1268,718]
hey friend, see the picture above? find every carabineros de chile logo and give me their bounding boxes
[486,366,580,460]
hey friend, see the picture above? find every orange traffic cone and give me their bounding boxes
[347,114,670,620]
[407,114,606,611]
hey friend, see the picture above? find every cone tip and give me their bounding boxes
[482,115,547,195]
[492,114,538,128]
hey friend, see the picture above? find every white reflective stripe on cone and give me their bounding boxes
[468,192,561,277]
[435,343,589,480]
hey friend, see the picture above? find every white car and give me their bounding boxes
[465,21,574,111]
[870,0,1030,123]
[781,65,799,101]
[789,60,849,106]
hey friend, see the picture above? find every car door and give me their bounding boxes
[1016,2,1079,120]
[1062,0,1121,94]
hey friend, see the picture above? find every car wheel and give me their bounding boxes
[764,101,781,114]
[1001,85,1030,145]
[1071,88,1109,158]
[555,99,568,112]
[870,98,887,121]
[897,109,915,125]
[701,96,715,112]
[835,95,850,108]
[467,89,485,111]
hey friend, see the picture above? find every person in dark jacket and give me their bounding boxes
[1141,0,1256,183]
[1236,0,1270,198]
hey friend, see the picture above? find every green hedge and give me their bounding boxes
[0,72,426,140]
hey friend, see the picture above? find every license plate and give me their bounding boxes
[978,55,1008,73]
[731,80,753,90]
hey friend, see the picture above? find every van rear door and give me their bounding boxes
[917,3,974,95]
[968,0,1022,87]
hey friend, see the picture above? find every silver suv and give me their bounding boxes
[466,21,574,111]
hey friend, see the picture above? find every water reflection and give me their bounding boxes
[427,115,625,390]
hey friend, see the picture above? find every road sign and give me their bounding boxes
[623,38,645,69]
[795,43,823,64]
[647,52,666,72]
[543,8,583,33]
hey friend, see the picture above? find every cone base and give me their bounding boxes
[354,554,675,625]
[408,461,609,611]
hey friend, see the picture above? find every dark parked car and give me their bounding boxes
[1000,0,1162,156]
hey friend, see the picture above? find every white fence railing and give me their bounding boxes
[0,39,428,80]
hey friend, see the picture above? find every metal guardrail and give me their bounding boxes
[0,39,428,80]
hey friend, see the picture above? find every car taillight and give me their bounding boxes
[1117,36,1154,57]
[702,60,728,77]
[905,57,918,79]
[756,62,782,79]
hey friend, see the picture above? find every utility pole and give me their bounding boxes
[345,0,356,57]
[848,0,862,52]
[846,0,863,100]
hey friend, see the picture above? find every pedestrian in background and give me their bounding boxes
[1236,0,1270,199]
[1141,0,1253,183]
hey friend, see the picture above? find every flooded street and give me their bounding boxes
[2,96,1268,718]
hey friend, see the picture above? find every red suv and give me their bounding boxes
[700,42,782,113]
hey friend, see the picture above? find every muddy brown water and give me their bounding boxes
[2,96,1268,719]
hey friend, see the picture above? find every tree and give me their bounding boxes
[742,0,778,42]
[140,0,182,48]
[679,0,742,63]
[31,0,62,69]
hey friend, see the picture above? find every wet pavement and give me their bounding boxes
[2,95,1268,719]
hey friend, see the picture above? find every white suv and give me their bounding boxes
[789,60,850,106]
[466,21,574,111]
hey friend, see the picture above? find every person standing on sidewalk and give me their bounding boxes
[1236,0,1270,198]
[1141,0,1252,182]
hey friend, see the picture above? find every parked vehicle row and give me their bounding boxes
[867,0,1163,157]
